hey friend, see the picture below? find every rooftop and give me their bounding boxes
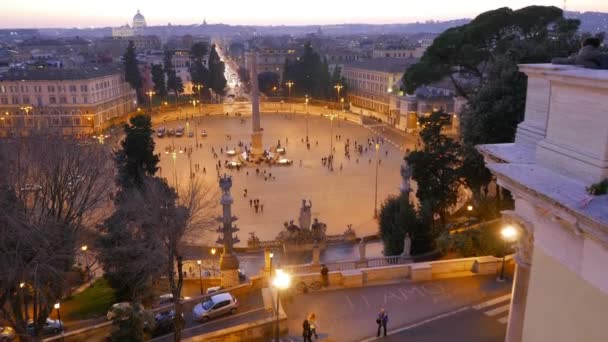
[0,65,123,81]
[344,57,418,73]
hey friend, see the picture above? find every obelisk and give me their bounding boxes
[216,175,241,287]
[248,51,264,157]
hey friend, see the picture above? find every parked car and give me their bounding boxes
[188,131,194,138]
[155,293,191,307]
[192,292,238,322]
[205,286,223,294]
[175,127,184,137]
[0,326,15,341]
[157,127,166,137]
[26,318,63,336]
[107,302,144,321]
[200,130,208,137]
[151,310,184,337]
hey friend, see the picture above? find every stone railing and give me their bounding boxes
[283,255,515,290]
[282,255,411,275]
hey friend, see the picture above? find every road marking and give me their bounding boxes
[498,316,509,324]
[472,294,511,310]
[484,304,510,317]
[359,305,470,342]
[158,307,266,338]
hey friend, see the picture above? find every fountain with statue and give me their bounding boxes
[247,198,358,252]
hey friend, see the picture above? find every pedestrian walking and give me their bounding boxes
[261,204,264,212]
[308,313,318,340]
[320,264,329,287]
[302,319,312,342]
[249,199,253,207]
[376,309,388,337]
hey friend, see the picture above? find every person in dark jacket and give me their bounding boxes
[320,265,329,287]
[552,37,607,69]
[302,319,312,342]
[376,308,388,337]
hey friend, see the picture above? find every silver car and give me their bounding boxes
[192,292,238,322]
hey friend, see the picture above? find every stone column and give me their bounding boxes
[217,175,241,288]
[503,213,534,342]
[247,51,264,157]
[312,243,321,266]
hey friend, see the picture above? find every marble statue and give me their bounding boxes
[359,239,366,261]
[400,149,413,194]
[402,232,412,257]
[298,199,313,230]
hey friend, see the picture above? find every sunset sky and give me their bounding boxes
[0,0,606,28]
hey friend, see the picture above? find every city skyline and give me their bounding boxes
[1,0,607,28]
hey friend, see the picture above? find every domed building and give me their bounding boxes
[132,10,147,29]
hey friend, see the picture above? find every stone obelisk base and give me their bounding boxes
[220,252,240,288]
[250,130,264,157]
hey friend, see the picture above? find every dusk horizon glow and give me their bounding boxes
[0,0,606,29]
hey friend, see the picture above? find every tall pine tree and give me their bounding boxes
[151,64,167,99]
[124,41,143,104]
[189,42,210,99]
[208,44,227,97]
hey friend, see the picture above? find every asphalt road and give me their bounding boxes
[371,298,509,342]
[56,289,265,342]
[283,275,511,342]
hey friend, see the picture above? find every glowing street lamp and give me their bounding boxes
[374,143,380,218]
[334,84,343,101]
[54,302,63,338]
[146,91,155,111]
[467,205,473,212]
[211,248,217,276]
[272,269,291,342]
[498,225,518,282]
[196,260,203,294]
[81,245,91,281]
[269,251,275,278]
[285,81,294,98]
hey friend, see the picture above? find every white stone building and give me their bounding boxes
[478,64,608,342]
[0,65,137,136]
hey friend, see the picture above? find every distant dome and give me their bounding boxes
[132,10,147,29]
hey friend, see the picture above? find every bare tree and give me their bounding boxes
[0,136,113,339]
[134,177,218,341]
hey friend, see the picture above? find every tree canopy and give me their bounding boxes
[403,6,580,98]
[283,42,333,100]
[114,114,159,190]
[208,44,227,96]
[124,41,143,103]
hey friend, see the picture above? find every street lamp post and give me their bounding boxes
[146,91,155,112]
[211,248,217,276]
[334,84,343,102]
[374,143,380,218]
[285,81,294,98]
[269,251,274,278]
[272,269,291,342]
[329,114,335,157]
[196,260,203,294]
[171,151,178,190]
[54,302,63,341]
[498,225,518,282]
[81,245,90,281]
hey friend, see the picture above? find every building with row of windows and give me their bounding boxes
[342,57,417,125]
[0,65,136,136]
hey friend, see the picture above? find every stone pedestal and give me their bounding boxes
[506,263,531,342]
[250,131,264,157]
[221,269,240,288]
[312,244,321,266]
[220,252,240,287]
[263,248,272,277]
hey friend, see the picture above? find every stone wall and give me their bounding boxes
[288,256,511,289]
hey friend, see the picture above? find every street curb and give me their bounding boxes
[358,305,471,342]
